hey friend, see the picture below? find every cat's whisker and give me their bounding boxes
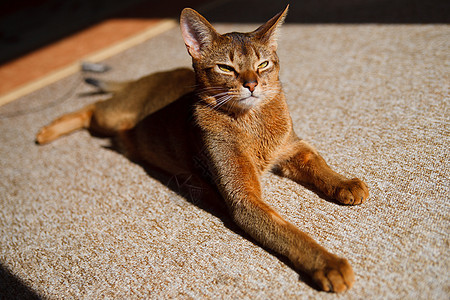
[197,89,244,111]
[211,91,232,98]
[197,86,228,95]
[200,93,230,111]
[213,96,231,108]
[212,95,235,110]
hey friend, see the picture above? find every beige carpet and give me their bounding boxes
[0,20,449,299]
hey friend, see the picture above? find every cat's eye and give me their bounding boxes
[258,61,269,69]
[218,64,235,73]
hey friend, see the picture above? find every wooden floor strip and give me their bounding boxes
[0,18,177,107]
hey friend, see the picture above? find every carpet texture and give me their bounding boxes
[0,21,449,299]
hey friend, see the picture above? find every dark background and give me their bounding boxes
[0,0,449,64]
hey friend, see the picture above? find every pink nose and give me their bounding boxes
[244,80,258,92]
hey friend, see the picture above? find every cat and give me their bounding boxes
[36,6,369,293]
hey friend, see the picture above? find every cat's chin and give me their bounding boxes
[236,96,262,110]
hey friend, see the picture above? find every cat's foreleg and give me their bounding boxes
[275,139,369,205]
[212,153,354,292]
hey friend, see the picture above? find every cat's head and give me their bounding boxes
[180,6,288,113]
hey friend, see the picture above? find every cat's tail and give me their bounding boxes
[84,77,128,93]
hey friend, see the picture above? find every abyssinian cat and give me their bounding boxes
[36,6,369,293]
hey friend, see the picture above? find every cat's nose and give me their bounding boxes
[244,80,258,93]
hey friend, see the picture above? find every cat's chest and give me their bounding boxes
[234,108,291,169]
[194,100,292,172]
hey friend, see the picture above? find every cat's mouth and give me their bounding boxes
[239,95,259,101]
[235,94,262,110]
[239,89,261,101]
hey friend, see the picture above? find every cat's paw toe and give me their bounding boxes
[312,257,355,293]
[335,178,369,205]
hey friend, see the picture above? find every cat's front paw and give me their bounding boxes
[312,257,355,293]
[335,178,369,205]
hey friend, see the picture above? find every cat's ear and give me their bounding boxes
[180,8,219,60]
[252,5,289,51]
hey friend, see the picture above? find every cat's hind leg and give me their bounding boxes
[36,104,96,144]
[36,91,141,145]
